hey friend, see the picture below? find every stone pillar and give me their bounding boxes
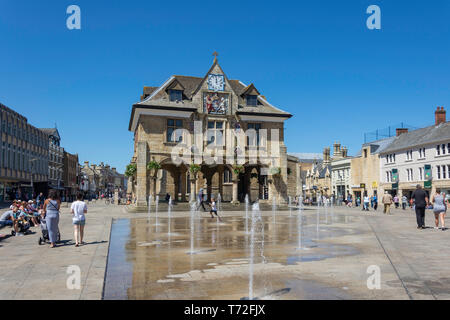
[278,145,288,205]
[135,142,148,208]
[218,166,224,200]
[231,171,240,205]
[189,176,197,204]
[180,167,187,202]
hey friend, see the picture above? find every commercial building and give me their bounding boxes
[40,128,64,193]
[379,107,450,198]
[0,103,49,201]
[351,136,395,200]
[63,150,79,201]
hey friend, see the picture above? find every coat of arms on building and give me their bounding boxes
[204,92,228,115]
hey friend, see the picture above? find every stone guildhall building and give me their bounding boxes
[128,55,302,208]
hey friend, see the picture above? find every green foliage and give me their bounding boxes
[147,160,161,171]
[232,165,244,175]
[189,164,201,174]
[125,163,137,177]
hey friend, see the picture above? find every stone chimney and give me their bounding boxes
[333,142,342,158]
[84,161,89,167]
[323,147,331,165]
[435,106,446,125]
[342,147,348,158]
[112,168,117,173]
[396,128,408,136]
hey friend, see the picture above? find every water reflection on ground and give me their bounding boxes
[103,210,359,300]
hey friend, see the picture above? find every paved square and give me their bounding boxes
[1,202,449,300]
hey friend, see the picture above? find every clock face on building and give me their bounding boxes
[207,74,225,91]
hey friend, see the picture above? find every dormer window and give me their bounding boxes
[246,95,258,106]
[169,90,183,102]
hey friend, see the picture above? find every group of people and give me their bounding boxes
[0,190,89,247]
[0,199,42,235]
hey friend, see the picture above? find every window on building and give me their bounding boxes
[207,121,224,146]
[247,123,262,146]
[437,166,441,179]
[169,90,183,102]
[442,144,446,155]
[443,165,447,179]
[437,145,441,155]
[167,119,183,142]
[364,149,368,158]
[223,168,232,183]
[406,150,413,160]
[246,95,258,106]
[419,167,423,181]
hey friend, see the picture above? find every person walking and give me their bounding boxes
[363,195,370,211]
[43,190,61,248]
[401,195,408,210]
[373,194,378,211]
[382,191,393,214]
[431,189,446,230]
[71,192,88,246]
[412,184,429,229]
[36,192,44,209]
[197,188,207,212]
[393,195,400,209]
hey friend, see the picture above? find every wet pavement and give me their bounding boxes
[2,202,450,300]
[103,208,367,299]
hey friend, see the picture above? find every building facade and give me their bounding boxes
[379,107,450,198]
[80,161,126,196]
[351,136,395,200]
[40,128,64,192]
[63,151,79,201]
[0,103,49,201]
[128,56,298,208]
[304,149,331,201]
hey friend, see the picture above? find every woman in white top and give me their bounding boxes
[363,195,370,211]
[70,192,88,247]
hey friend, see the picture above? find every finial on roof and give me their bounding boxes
[212,51,219,63]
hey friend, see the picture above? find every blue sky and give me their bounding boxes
[0,0,449,171]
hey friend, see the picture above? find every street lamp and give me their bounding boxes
[29,158,38,200]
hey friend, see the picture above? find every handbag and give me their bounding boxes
[47,200,60,214]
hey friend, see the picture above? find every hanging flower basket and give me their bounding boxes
[189,164,201,178]
[147,160,161,177]
[125,163,137,178]
[232,165,244,175]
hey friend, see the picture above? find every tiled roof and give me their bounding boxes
[381,122,450,154]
